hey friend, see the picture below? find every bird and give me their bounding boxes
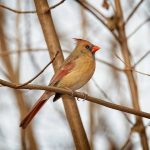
[20,38,100,129]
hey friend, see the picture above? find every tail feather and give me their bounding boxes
[20,91,53,129]
[53,93,62,102]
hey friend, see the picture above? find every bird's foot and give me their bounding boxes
[81,92,88,101]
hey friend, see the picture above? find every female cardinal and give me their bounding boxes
[20,38,100,129]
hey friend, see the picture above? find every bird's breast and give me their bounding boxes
[57,55,95,90]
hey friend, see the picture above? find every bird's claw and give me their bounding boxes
[82,92,87,101]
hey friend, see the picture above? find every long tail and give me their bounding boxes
[20,91,54,129]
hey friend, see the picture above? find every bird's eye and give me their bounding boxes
[85,45,90,50]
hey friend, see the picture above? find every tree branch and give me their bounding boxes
[133,50,150,67]
[17,51,59,87]
[0,79,150,120]
[0,0,65,14]
[97,58,123,71]
[125,0,144,25]
[128,17,150,39]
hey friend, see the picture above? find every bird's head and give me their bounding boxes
[73,38,100,54]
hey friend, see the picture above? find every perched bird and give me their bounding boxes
[20,38,100,129]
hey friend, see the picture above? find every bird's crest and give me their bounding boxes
[73,38,87,43]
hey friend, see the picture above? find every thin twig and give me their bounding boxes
[120,130,132,150]
[92,78,134,125]
[115,53,127,65]
[115,54,150,77]
[17,51,59,87]
[0,3,36,13]
[97,58,123,71]
[92,78,109,99]
[128,17,150,39]
[93,4,108,20]
[0,79,150,119]
[125,0,144,25]
[0,0,65,14]
[50,0,65,9]
[134,50,150,67]
[133,70,150,77]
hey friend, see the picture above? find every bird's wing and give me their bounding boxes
[50,55,79,86]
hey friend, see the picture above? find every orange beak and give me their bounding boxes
[92,45,100,53]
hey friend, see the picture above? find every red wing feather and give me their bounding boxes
[50,61,75,86]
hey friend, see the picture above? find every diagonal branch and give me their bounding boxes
[17,51,59,87]
[97,58,123,71]
[120,130,132,150]
[128,17,150,39]
[133,50,150,67]
[125,0,144,25]
[0,0,65,14]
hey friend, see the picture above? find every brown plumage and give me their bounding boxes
[20,38,100,129]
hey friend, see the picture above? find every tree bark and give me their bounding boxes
[34,0,90,149]
[115,1,149,149]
